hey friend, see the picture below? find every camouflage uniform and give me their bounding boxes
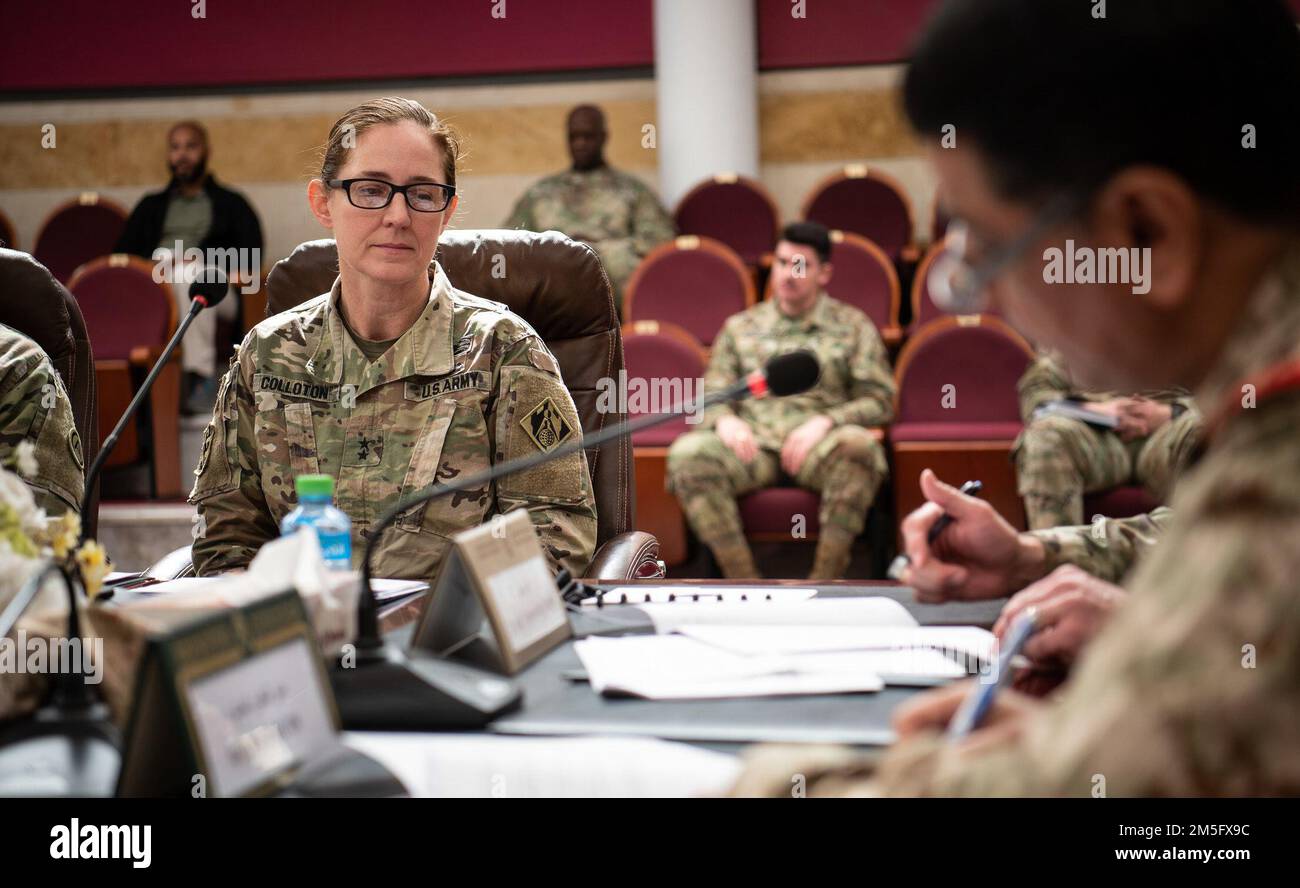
[731,242,1300,796]
[504,166,675,309]
[1031,506,1170,585]
[666,295,894,579]
[189,263,598,580]
[1014,351,1202,528]
[0,323,83,515]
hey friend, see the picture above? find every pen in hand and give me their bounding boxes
[887,479,983,580]
[946,607,1038,741]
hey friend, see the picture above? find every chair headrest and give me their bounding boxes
[0,248,76,369]
[264,230,617,344]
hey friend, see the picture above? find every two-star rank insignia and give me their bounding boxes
[519,397,574,453]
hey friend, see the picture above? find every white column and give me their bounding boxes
[653,0,760,210]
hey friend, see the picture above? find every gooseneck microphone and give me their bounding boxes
[329,350,820,730]
[78,272,229,542]
[0,271,229,797]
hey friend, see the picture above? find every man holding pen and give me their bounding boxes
[732,0,1300,796]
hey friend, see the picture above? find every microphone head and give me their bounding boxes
[764,350,821,396]
[188,269,229,308]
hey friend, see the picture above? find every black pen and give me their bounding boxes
[887,479,983,580]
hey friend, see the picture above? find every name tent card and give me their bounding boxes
[117,590,342,797]
[413,509,570,675]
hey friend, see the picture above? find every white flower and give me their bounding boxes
[13,440,37,479]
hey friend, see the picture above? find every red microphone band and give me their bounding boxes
[746,370,769,399]
[193,296,210,308]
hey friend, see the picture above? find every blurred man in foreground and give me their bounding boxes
[734,0,1300,796]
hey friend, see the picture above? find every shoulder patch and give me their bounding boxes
[519,396,575,453]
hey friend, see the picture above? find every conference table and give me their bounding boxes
[375,578,1007,750]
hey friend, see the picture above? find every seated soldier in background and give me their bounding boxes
[0,323,83,516]
[666,222,894,580]
[504,104,674,310]
[732,0,1300,796]
[1015,349,1201,529]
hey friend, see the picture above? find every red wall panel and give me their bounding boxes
[0,0,653,93]
[757,0,942,69]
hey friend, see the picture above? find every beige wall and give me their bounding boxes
[0,65,936,270]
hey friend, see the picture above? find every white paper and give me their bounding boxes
[582,586,817,607]
[574,635,885,700]
[641,596,918,634]
[342,732,742,798]
[677,624,996,666]
[368,578,429,601]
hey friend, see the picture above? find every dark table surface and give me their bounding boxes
[394,580,1007,750]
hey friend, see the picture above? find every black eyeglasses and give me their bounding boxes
[327,178,456,213]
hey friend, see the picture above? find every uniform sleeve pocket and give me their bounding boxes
[190,366,240,501]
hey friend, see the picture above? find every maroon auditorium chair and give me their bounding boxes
[621,320,710,566]
[67,254,182,499]
[623,235,755,347]
[33,193,128,284]
[822,230,903,347]
[931,204,951,245]
[891,315,1035,532]
[911,236,957,330]
[801,165,918,266]
[673,174,781,269]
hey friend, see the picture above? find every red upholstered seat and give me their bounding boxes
[622,320,710,566]
[1083,485,1161,522]
[33,195,128,284]
[890,316,1036,531]
[67,254,182,497]
[911,238,953,329]
[821,230,901,343]
[739,487,822,538]
[624,236,754,346]
[802,166,914,263]
[931,205,951,244]
[890,421,1026,442]
[67,255,174,361]
[673,175,780,268]
[894,317,1031,429]
[621,319,709,444]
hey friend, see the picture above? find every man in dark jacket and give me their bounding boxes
[116,120,262,414]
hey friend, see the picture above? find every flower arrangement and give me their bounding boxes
[0,441,110,610]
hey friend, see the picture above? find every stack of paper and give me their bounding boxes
[574,635,886,699]
[572,596,997,700]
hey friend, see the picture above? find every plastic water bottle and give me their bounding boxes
[280,474,353,571]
